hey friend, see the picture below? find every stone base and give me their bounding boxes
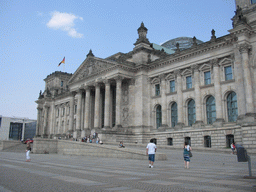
[192,121,204,129]
[237,113,256,126]
[158,124,168,132]
[213,118,225,127]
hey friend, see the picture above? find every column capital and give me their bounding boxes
[210,58,219,67]
[114,76,124,82]
[238,43,252,54]
[173,69,182,77]
[103,79,111,85]
[191,64,200,72]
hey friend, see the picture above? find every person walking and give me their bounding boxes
[183,141,192,169]
[26,141,31,162]
[146,139,157,168]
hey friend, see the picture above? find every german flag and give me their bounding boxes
[58,57,65,66]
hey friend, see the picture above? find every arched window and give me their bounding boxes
[188,99,196,126]
[171,102,178,127]
[156,105,162,129]
[206,96,216,124]
[227,92,238,122]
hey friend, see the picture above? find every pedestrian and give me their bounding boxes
[119,141,125,148]
[231,142,236,154]
[26,141,31,162]
[183,141,192,169]
[146,139,157,168]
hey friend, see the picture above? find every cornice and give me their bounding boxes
[148,35,236,71]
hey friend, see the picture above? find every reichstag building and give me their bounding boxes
[36,0,256,153]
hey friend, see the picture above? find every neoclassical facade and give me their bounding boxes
[36,0,256,152]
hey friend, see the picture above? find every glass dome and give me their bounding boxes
[161,37,204,51]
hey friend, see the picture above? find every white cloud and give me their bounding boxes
[47,11,83,38]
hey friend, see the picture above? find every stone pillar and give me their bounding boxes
[159,75,167,130]
[115,77,123,128]
[193,65,203,125]
[212,59,224,124]
[36,107,42,136]
[50,102,55,136]
[94,83,100,129]
[103,80,111,130]
[84,86,91,135]
[68,92,75,134]
[43,104,49,137]
[75,90,83,137]
[239,43,254,113]
[176,70,184,127]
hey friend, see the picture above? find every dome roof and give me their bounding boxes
[161,37,204,51]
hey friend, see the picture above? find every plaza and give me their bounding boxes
[0,143,256,192]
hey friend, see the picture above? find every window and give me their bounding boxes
[167,138,173,145]
[224,66,232,81]
[155,84,160,96]
[170,80,175,92]
[186,76,192,89]
[61,81,64,87]
[227,92,238,122]
[188,99,196,126]
[226,134,234,148]
[206,96,216,124]
[204,136,211,148]
[62,108,65,116]
[204,71,211,85]
[156,105,162,129]
[252,0,256,4]
[171,102,178,127]
[57,109,59,117]
[74,105,77,114]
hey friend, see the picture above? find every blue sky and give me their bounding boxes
[0,0,235,120]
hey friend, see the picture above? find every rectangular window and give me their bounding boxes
[74,105,77,114]
[62,108,65,116]
[57,109,59,117]
[204,71,211,85]
[186,76,192,89]
[170,80,175,92]
[252,0,256,4]
[225,66,233,81]
[155,84,160,96]
[61,81,64,87]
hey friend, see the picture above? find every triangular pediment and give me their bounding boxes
[68,57,116,84]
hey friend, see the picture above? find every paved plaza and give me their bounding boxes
[0,144,256,192]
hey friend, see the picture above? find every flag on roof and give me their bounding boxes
[58,57,65,66]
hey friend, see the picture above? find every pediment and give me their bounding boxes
[68,57,116,84]
[199,64,211,72]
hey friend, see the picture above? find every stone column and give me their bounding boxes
[94,83,100,129]
[115,76,123,128]
[193,65,203,125]
[50,102,55,136]
[84,86,91,135]
[239,43,254,113]
[103,79,111,130]
[212,59,224,124]
[75,90,83,137]
[43,104,49,137]
[159,75,167,130]
[36,106,42,136]
[68,92,75,134]
[176,70,184,127]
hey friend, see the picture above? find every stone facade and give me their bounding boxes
[36,1,256,153]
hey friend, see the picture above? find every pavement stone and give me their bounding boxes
[0,143,256,192]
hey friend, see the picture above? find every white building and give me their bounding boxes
[36,0,256,153]
[0,116,37,141]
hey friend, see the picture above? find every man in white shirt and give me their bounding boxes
[146,139,157,168]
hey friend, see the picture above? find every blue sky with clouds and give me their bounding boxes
[0,0,235,119]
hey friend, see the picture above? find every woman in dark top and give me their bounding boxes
[183,141,192,169]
